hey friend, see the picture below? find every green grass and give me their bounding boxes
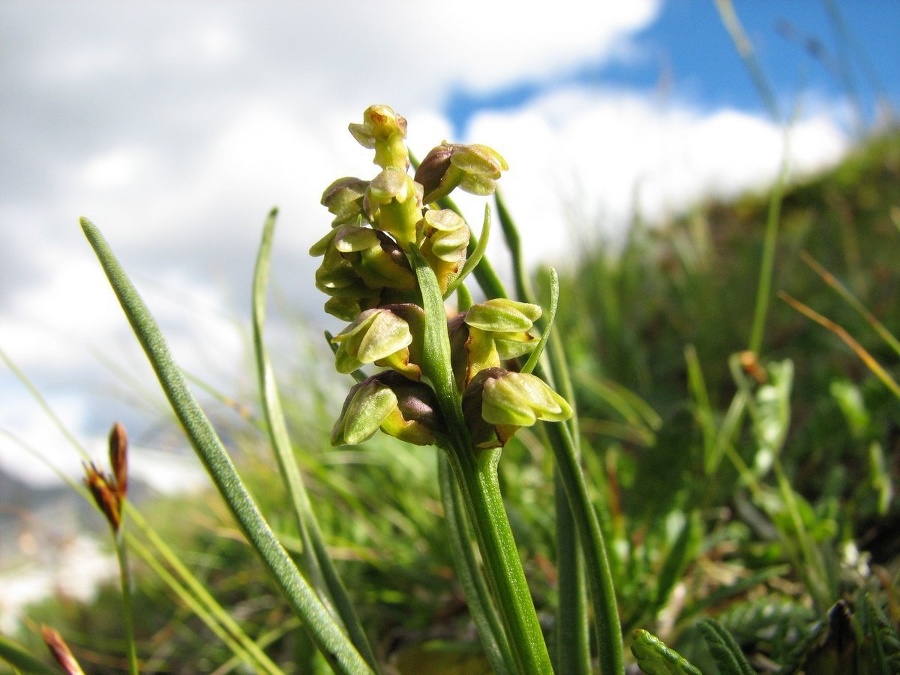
[5,128,900,674]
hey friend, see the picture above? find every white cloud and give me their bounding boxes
[464,88,849,266]
[0,0,856,489]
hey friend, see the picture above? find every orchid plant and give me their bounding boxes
[73,105,633,674]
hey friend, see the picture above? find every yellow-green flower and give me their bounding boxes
[331,372,443,446]
[463,368,572,448]
[331,304,425,380]
[348,104,409,170]
[415,142,508,204]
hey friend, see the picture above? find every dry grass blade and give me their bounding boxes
[800,250,900,357]
[779,290,900,399]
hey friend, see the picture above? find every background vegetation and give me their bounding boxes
[5,128,899,673]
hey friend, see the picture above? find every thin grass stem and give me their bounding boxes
[779,291,900,399]
[81,218,373,675]
[799,250,900,357]
[113,531,139,675]
[251,209,380,672]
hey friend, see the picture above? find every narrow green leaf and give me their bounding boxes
[81,217,373,675]
[522,268,559,375]
[252,211,380,671]
[630,629,701,675]
[554,467,591,675]
[697,619,755,675]
[444,204,491,299]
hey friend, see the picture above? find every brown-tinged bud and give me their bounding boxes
[331,371,443,446]
[739,350,768,383]
[84,462,122,532]
[42,625,85,675]
[108,422,128,500]
[414,142,454,198]
[415,142,508,204]
[462,368,518,449]
[463,367,572,448]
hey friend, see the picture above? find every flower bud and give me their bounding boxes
[451,299,541,386]
[42,626,85,675]
[348,105,409,170]
[331,377,397,446]
[310,225,415,320]
[84,462,123,532]
[332,304,424,380]
[365,167,423,248]
[355,232,417,292]
[321,177,369,226]
[331,372,442,446]
[464,298,542,332]
[415,142,508,204]
[419,209,470,292]
[108,422,128,501]
[463,368,572,448]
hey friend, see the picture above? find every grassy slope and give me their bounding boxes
[558,128,899,501]
[10,129,900,673]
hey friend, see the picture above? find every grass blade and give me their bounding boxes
[779,291,900,399]
[251,210,380,671]
[800,250,900,357]
[697,619,755,675]
[81,217,372,675]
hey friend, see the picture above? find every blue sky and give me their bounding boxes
[0,0,896,487]
[446,1,898,135]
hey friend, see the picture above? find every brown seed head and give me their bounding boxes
[108,422,128,499]
[84,462,122,532]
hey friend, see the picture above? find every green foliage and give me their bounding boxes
[631,629,701,675]
[6,123,900,673]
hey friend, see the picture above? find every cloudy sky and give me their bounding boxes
[1,1,897,487]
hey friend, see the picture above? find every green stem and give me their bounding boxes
[553,469,590,675]
[81,218,372,675]
[494,191,599,672]
[748,146,789,354]
[114,530,139,675]
[411,248,551,673]
[444,442,553,674]
[438,455,517,675]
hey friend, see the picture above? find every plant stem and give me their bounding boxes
[444,440,554,674]
[554,469,590,675]
[438,454,517,675]
[748,147,789,354]
[252,210,380,672]
[412,248,551,673]
[114,531,139,675]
